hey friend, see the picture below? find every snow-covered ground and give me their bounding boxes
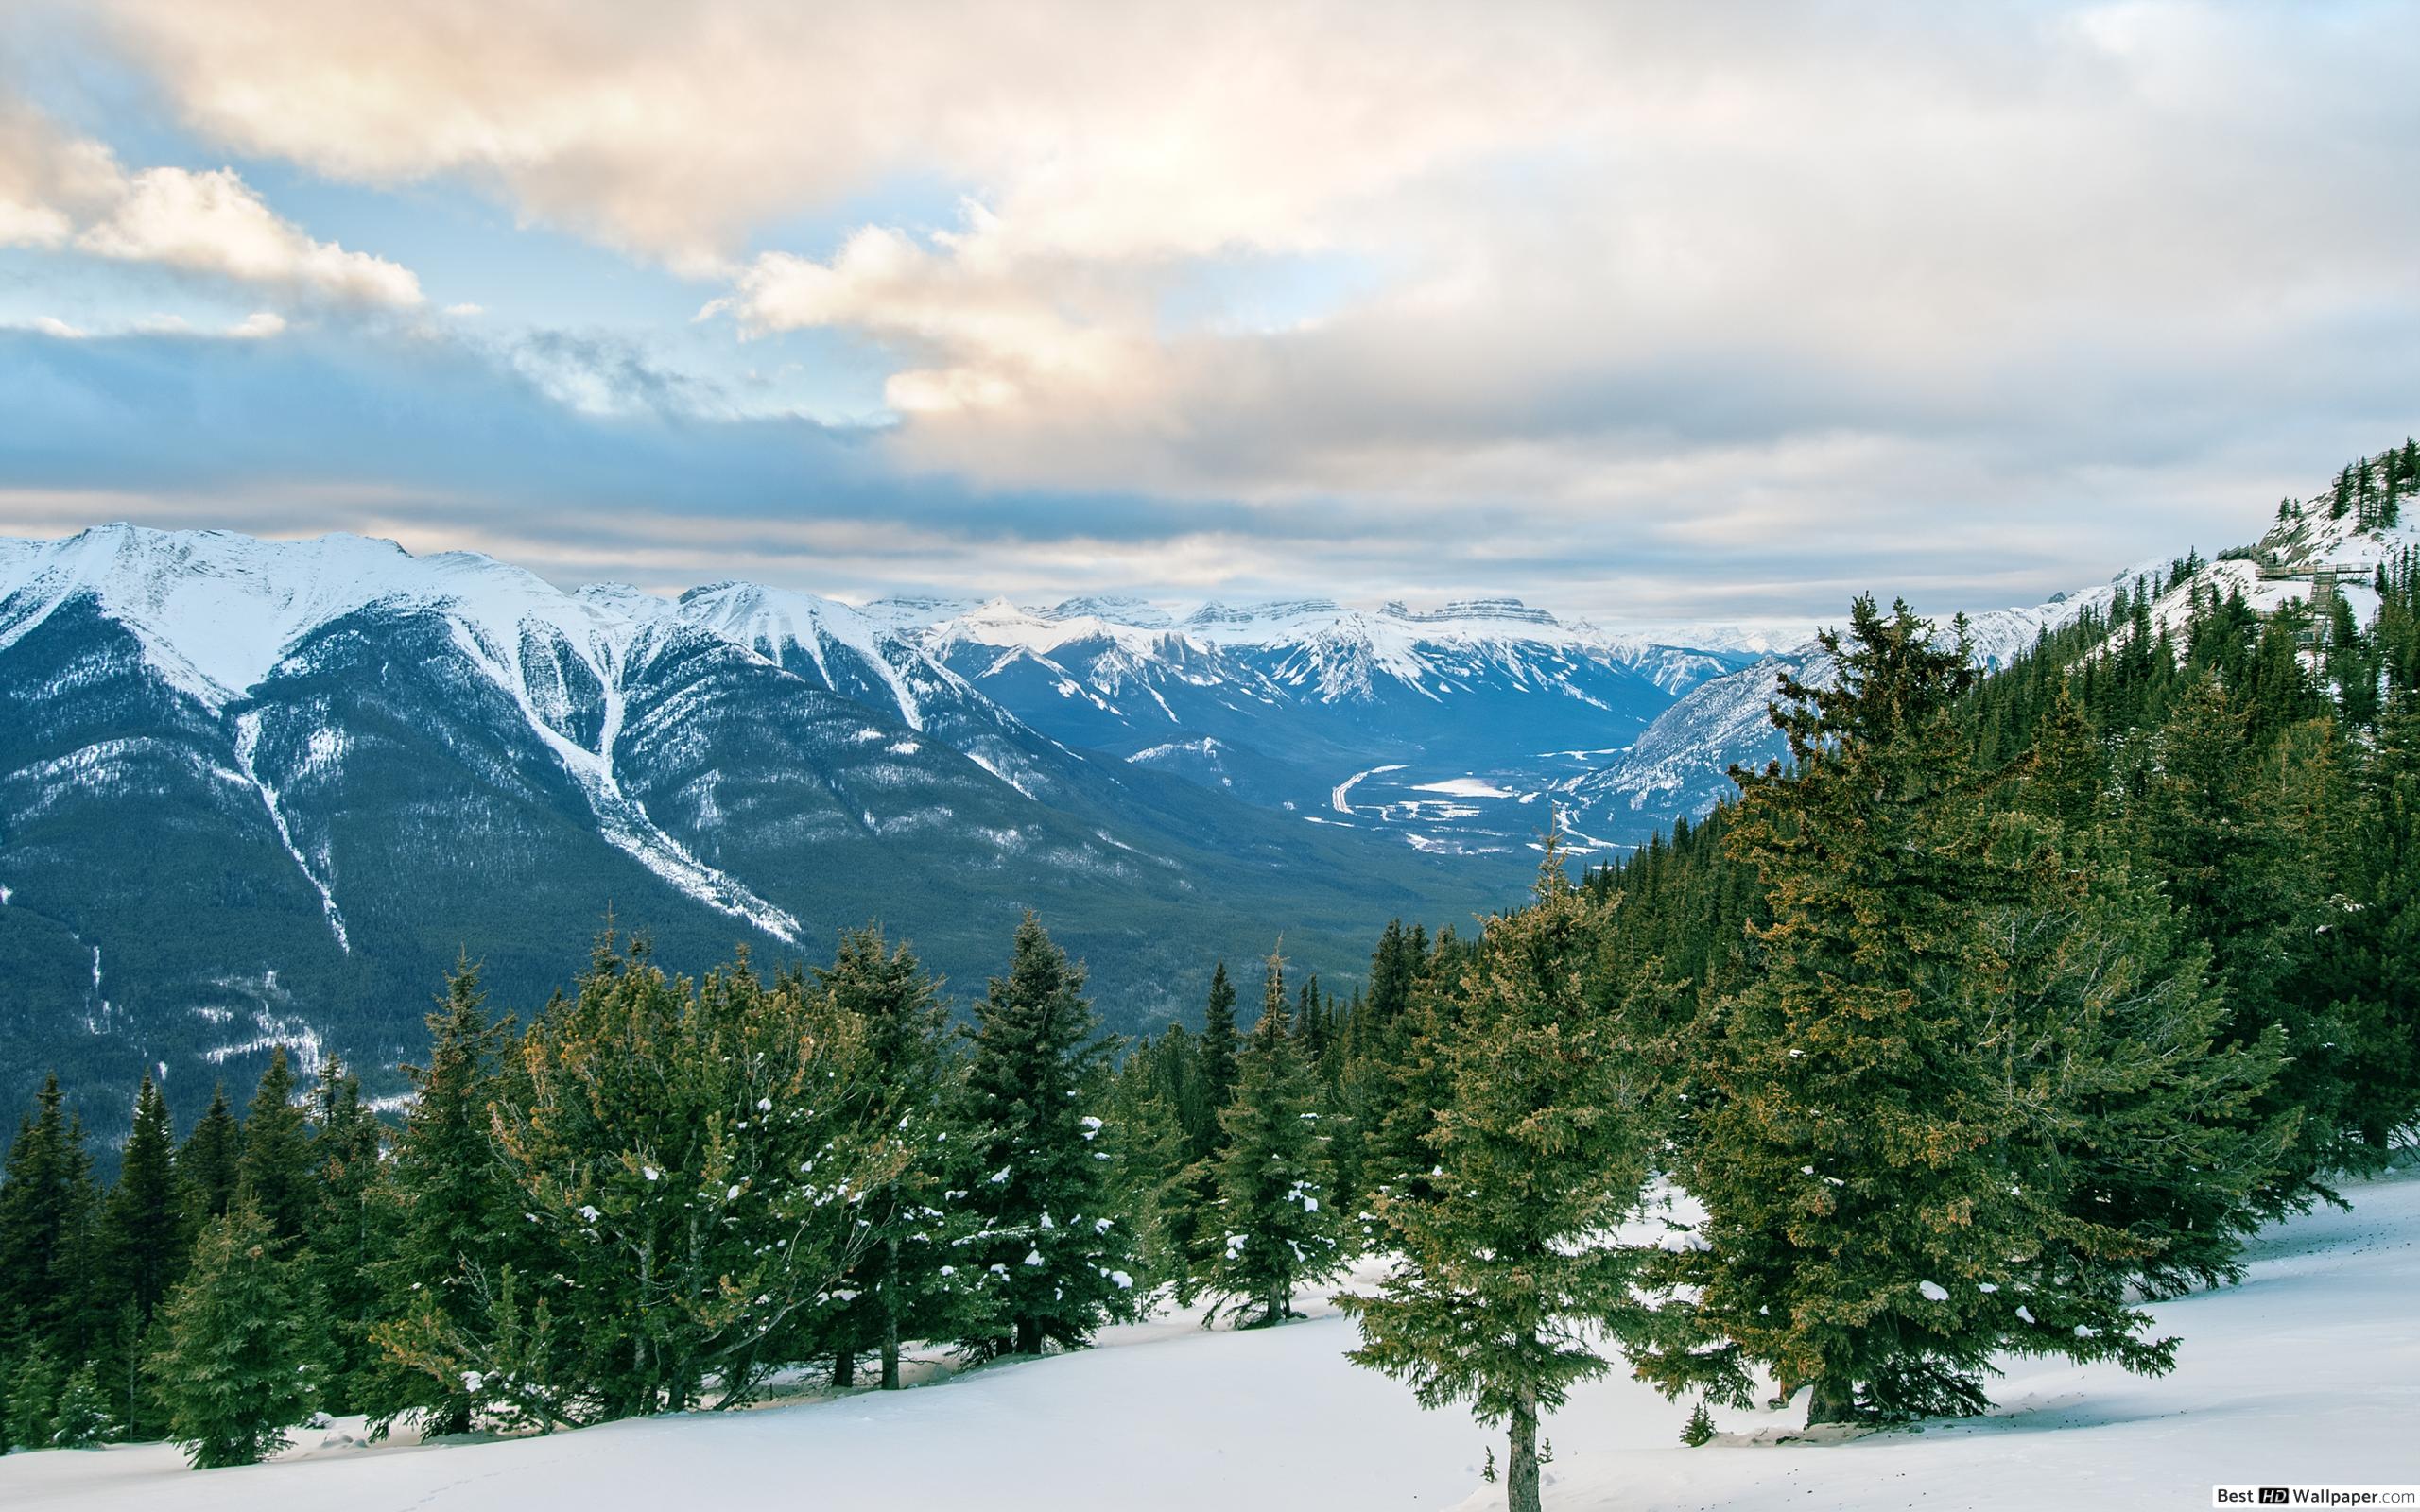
[9,1168,2417,1510]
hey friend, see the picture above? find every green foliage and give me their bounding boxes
[369,961,524,1436]
[956,914,1135,1358]
[5,1342,60,1453]
[150,1195,315,1469]
[1681,1400,1717,1447]
[1343,843,1662,1511]
[49,1360,113,1448]
[474,937,905,1422]
[1200,950,1341,1327]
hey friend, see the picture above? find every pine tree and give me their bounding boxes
[48,1360,113,1448]
[96,1075,184,1327]
[151,1195,315,1469]
[178,1086,242,1230]
[0,1074,89,1350]
[306,1056,387,1413]
[956,913,1134,1358]
[5,1342,59,1453]
[1201,949,1340,1327]
[238,1046,314,1246]
[372,961,522,1435]
[812,927,977,1391]
[1639,598,2273,1425]
[1343,845,1662,1512]
[459,940,902,1422]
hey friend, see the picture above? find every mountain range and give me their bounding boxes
[5,498,2407,1137]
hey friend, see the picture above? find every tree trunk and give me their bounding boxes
[831,1348,853,1388]
[1508,1387,1542,1512]
[1806,1375,1859,1426]
[880,1239,902,1390]
[1014,1314,1042,1355]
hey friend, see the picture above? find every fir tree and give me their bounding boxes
[1201,949,1340,1327]
[1343,844,1661,1512]
[238,1046,314,1246]
[178,1086,242,1231]
[151,1195,315,1469]
[956,913,1134,1358]
[1639,598,2272,1424]
[812,927,977,1391]
[48,1360,112,1448]
[5,1342,59,1453]
[0,1074,90,1349]
[96,1075,184,1327]
[372,961,522,1435]
[306,1056,387,1413]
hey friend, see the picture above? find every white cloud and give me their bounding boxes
[76,166,420,307]
[0,99,421,308]
[16,1,2420,612]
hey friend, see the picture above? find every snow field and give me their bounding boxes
[8,1168,2416,1511]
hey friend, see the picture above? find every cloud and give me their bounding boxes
[77,167,420,307]
[10,2,2420,620]
[0,99,421,307]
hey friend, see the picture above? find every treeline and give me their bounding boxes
[0,919,1145,1463]
[2310,438,2416,532]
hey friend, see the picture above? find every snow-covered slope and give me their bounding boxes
[0,526,1517,1132]
[9,1167,2412,1511]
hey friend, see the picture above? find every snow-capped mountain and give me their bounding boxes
[902,592,1752,852]
[1564,499,2418,829]
[0,526,1530,1132]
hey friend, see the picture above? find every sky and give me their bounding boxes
[2,1,2416,628]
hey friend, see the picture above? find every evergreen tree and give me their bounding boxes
[372,961,522,1435]
[96,1075,184,1327]
[1102,1072,1191,1296]
[238,1047,314,1246]
[178,1086,242,1231]
[439,939,902,1423]
[812,927,977,1391]
[1343,845,1661,1512]
[956,913,1134,1358]
[150,1195,315,1469]
[306,1056,387,1413]
[1639,599,2273,1425]
[5,1342,59,1453]
[1201,949,1341,1327]
[1197,961,1240,1140]
[48,1360,113,1448]
[0,1074,88,1350]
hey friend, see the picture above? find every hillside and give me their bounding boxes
[6,1167,2411,1511]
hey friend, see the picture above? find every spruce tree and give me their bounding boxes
[1638,598,2274,1424]
[306,1056,387,1413]
[1198,961,1240,1138]
[5,1342,59,1453]
[0,1074,88,1349]
[48,1360,112,1448]
[372,961,521,1435]
[1201,949,1340,1327]
[238,1046,314,1246]
[151,1195,315,1469]
[178,1086,242,1230]
[96,1075,184,1326]
[1343,845,1661,1512]
[956,913,1133,1358]
[812,927,977,1390]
